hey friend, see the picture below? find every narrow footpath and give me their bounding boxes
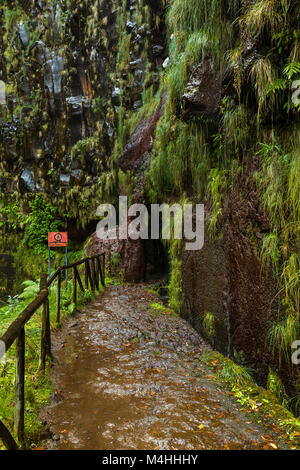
[40,283,288,450]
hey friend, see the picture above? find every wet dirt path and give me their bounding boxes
[40,284,286,450]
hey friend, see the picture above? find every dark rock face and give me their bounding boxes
[0,0,167,213]
[181,230,229,353]
[181,156,279,382]
[182,58,222,120]
[119,93,165,173]
[86,228,145,283]
[222,194,276,376]
[241,34,263,72]
[0,254,15,299]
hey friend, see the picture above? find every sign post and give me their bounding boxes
[65,245,68,287]
[48,232,68,288]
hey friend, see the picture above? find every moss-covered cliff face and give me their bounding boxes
[117,0,300,409]
[0,1,299,411]
[0,0,166,225]
[145,0,299,409]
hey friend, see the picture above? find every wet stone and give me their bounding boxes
[18,21,29,47]
[59,174,70,186]
[19,166,34,192]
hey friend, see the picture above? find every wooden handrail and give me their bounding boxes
[0,252,105,450]
[1,289,48,354]
[47,254,104,287]
[0,419,18,450]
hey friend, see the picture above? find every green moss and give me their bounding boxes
[168,240,183,313]
[267,368,288,405]
[150,301,177,318]
[198,350,299,447]
[202,311,216,342]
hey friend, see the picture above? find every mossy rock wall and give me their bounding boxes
[0,0,167,223]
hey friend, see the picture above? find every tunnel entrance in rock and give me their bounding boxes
[66,219,100,243]
[144,239,169,281]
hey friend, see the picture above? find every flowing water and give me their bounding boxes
[40,284,287,450]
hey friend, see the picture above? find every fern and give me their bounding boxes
[284,62,300,79]
[19,280,40,301]
[265,78,287,95]
[218,358,253,387]
[268,314,299,367]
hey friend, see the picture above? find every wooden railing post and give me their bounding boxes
[95,257,99,282]
[56,270,61,323]
[72,266,77,304]
[89,259,95,291]
[85,260,89,290]
[14,327,25,443]
[86,259,93,289]
[39,275,50,372]
[75,266,84,293]
[103,254,106,286]
[45,298,51,358]
[0,253,108,451]
[98,255,105,287]
[92,258,99,291]
[96,257,100,286]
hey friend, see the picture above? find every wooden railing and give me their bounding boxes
[0,253,105,450]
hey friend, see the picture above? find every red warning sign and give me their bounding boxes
[48,232,68,247]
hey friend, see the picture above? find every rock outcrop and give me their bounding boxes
[0,0,167,220]
[181,157,281,384]
[182,58,222,120]
[86,226,145,283]
[119,93,165,173]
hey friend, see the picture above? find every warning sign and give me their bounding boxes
[48,232,68,247]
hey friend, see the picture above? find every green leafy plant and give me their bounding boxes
[218,358,253,387]
[24,195,60,257]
